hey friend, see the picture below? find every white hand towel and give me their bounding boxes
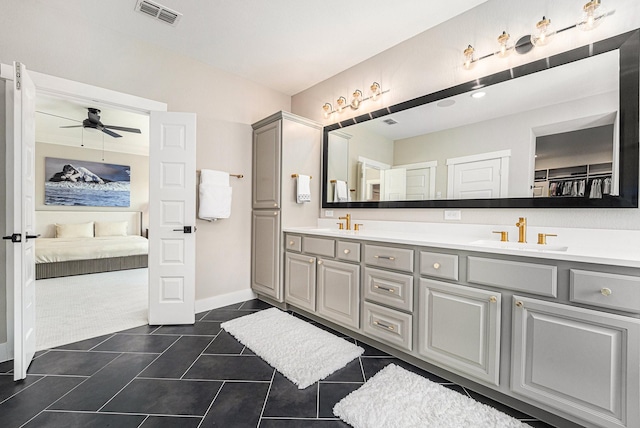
[296,174,311,203]
[200,169,229,186]
[199,183,232,220]
[334,180,348,202]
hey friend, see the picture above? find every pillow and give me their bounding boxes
[55,222,94,238]
[95,221,128,237]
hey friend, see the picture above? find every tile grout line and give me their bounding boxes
[178,334,218,380]
[85,333,118,351]
[135,414,150,428]
[196,380,225,428]
[257,369,276,426]
[316,382,320,419]
[95,334,180,413]
[0,375,47,406]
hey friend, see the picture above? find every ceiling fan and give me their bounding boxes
[58,107,142,138]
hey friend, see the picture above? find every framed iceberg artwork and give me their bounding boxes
[44,157,131,207]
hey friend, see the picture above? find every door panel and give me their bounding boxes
[251,210,281,301]
[253,121,281,209]
[284,252,316,311]
[450,158,501,199]
[317,259,360,329]
[148,112,196,325]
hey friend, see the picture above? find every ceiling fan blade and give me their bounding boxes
[59,125,84,128]
[36,110,81,123]
[101,128,123,138]
[103,125,142,134]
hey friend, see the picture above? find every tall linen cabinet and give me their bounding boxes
[251,111,322,302]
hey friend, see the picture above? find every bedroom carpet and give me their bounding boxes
[35,268,148,351]
[334,364,531,428]
[222,308,364,389]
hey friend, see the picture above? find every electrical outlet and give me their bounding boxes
[444,210,461,221]
[325,210,334,217]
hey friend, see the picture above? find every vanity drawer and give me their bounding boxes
[285,234,302,252]
[364,244,414,273]
[467,256,557,297]
[302,237,335,257]
[363,301,413,351]
[364,268,413,312]
[570,269,640,313]
[337,241,360,262]
[420,251,458,281]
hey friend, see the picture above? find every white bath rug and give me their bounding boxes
[334,364,531,428]
[221,308,363,389]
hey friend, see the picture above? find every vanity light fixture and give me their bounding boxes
[336,96,346,113]
[577,0,607,31]
[530,16,555,47]
[350,90,363,109]
[463,45,475,70]
[497,31,512,57]
[322,103,332,119]
[370,82,382,101]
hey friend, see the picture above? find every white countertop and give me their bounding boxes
[283,220,640,268]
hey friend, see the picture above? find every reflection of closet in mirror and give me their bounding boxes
[533,123,615,198]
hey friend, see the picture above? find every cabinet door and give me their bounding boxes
[511,296,640,428]
[317,259,360,330]
[285,252,316,311]
[253,120,281,209]
[418,279,501,386]
[251,210,281,301]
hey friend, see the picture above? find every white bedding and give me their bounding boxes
[35,236,148,264]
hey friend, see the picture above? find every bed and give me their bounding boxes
[35,211,148,280]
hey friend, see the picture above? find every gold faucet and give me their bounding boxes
[339,213,351,230]
[515,217,527,243]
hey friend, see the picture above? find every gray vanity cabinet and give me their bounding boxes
[317,259,360,330]
[284,252,316,312]
[418,279,501,386]
[511,295,640,428]
[251,210,281,300]
[252,120,281,209]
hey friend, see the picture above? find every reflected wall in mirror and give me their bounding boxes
[322,30,639,209]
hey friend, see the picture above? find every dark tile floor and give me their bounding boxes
[0,299,556,427]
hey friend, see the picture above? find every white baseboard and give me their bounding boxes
[0,342,10,363]
[195,288,257,313]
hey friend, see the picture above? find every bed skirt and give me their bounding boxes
[36,255,148,280]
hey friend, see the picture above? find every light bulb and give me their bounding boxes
[497,31,512,58]
[577,0,606,31]
[370,82,381,101]
[350,90,362,109]
[530,16,555,47]
[463,45,475,70]
[336,96,346,113]
[322,103,332,119]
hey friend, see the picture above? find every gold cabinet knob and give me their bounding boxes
[289,240,294,246]
[317,260,323,265]
[343,249,350,254]
[515,300,524,308]
[489,296,497,303]
[274,203,278,207]
[601,288,612,296]
[433,262,441,269]
[308,258,314,264]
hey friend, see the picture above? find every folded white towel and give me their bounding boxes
[334,180,348,202]
[296,174,311,203]
[200,169,229,186]
[199,183,232,220]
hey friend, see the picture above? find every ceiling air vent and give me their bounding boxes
[135,0,182,26]
[383,118,398,125]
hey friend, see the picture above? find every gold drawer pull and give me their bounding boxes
[515,300,524,308]
[374,320,395,331]
[317,260,323,265]
[433,262,441,269]
[343,249,351,254]
[489,296,497,303]
[374,284,395,293]
[601,288,612,296]
[374,255,396,261]
[289,240,295,246]
[308,258,314,264]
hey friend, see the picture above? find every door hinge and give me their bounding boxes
[2,233,22,243]
[15,62,21,91]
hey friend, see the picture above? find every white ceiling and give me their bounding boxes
[35,0,487,96]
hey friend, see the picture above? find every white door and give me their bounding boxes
[450,158,502,199]
[5,63,37,380]
[148,112,197,325]
[380,168,406,201]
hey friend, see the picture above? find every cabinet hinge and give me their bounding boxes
[15,62,22,91]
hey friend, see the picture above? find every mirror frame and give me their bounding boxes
[322,30,639,209]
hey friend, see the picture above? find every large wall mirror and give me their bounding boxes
[322,30,639,209]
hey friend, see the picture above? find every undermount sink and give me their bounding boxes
[468,239,569,252]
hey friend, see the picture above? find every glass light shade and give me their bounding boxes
[322,103,332,119]
[370,82,381,101]
[577,0,607,31]
[336,96,346,113]
[497,31,512,58]
[350,90,362,109]
[463,45,475,70]
[530,16,555,47]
